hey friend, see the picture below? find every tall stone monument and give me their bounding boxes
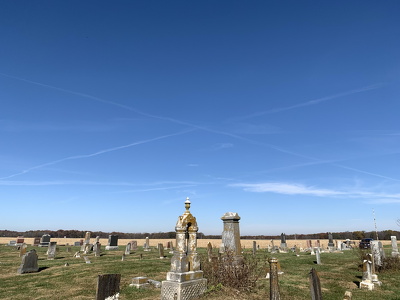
[280,233,287,250]
[391,236,399,257]
[327,232,335,249]
[220,212,242,258]
[161,198,207,300]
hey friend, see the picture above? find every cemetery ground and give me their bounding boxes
[1,239,400,299]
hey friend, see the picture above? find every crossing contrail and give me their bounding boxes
[0,129,194,180]
[236,83,385,120]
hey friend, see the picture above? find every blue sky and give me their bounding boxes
[1,1,400,235]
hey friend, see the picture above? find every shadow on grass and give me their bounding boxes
[353,280,360,288]
[38,267,49,272]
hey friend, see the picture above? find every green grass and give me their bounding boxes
[1,244,399,299]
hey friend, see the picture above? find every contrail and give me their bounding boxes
[2,73,396,183]
[236,83,385,120]
[0,72,248,139]
[0,129,194,180]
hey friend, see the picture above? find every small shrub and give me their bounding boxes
[200,251,267,292]
[380,256,400,272]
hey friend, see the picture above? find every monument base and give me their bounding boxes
[105,246,119,250]
[360,281,374,290]
[161,278,207,300]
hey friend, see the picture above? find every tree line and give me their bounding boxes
[1,229,399,240]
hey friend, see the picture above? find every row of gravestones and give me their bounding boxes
[13,198,400,300]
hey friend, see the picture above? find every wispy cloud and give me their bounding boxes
[231,182,344,196]
[0,119,120,132]
[0,179,200,189]
[210,143,234,151]
[0,129,194,180]
[237,83,385,120]
[230,181,400,203]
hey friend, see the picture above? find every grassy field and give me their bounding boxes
[0,239,399,299]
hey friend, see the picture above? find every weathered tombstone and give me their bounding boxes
[391,236,399,257]
[280,233,287,249]
[316,240,321,249]
[207,242,213,262]
[316,248,321,265]
[158,243,165,259]
[343,291,352,300]
[39,234,51,247]
[220,212,243,262]
[359,259,374,290]
[144,237,151,251]
[74,251,81,258]
[94,243,101,257]
[130,276,149,289]
[19,243,27,257]
[125,243,131,255]
[131,240,138,251]
[17,249,39,274]
[96,274,121,300]
[105,235,119,250]
[84,256,91,264]
[7,240,16,247]
[161,198,207,300]
[148,279,161,288]
[370,241,382,267]
[33,237,41,246]
[269,257,281,300]
[307,240,312,250]
[327,232,334,250]
[84,243,92,254]
[366,253,382,286]
[309,268,322,300]
[47,242,57,260]
[252,241,257,255]
[66,243,71,252]
[16,236,25,245]
[74,241,81,247]
[84,231,91,244]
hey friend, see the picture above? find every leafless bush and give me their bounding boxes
[201,251,267,292]
[380,256,400,272]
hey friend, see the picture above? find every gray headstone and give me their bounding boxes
[391,236,399,257]
[47,242,57,260]
[39,234,51,247]
[371,241,382,266]
[17,250,39,274]
[131,240,138,251]
[158,243,165,258]
[280,233,287,249]
[125,243,131,255]
[105,235,119,250]
[328,232,334,247]
[316,249,321,265]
